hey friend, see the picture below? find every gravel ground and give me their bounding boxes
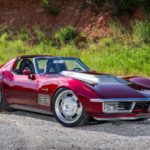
[1,111,150,150]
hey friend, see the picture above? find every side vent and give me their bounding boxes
[38,94,50,106]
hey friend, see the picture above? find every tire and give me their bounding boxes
[0,89,14,112]
[0,89,8,112]
[52,88,90,127]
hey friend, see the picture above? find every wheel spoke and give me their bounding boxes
[72,95,78,101]
[65,115,73,121]
[55,90,83,124]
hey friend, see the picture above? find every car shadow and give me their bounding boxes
[78,119,150,137]
[3,110,150,137]
[4,110,56,123]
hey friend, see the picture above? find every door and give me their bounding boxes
[2,58,38,107]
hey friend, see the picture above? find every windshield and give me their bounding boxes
[34,57,90,74]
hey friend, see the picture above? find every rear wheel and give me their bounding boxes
[52,88,90,127]
[0,89,7,111]
[0,89,14,112]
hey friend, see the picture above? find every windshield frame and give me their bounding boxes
[34,57,90,75]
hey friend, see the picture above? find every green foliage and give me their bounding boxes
[33,26,51,44]
[81,40,150,76]
[86,0,105,6]
[109,19,150,45]
[120,0,149,10]
[109,19,126,39]
[86,0,150,12]
[133,19,150,44]
[54,26,78,45]
[42,0,60,15]
[0,32,11,42]
[16,27,31,41]
[86,0,106,12]
[0,23,149,77]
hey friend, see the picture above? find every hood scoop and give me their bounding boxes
[61,71,129,85]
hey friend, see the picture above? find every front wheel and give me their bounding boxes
[52,88,90,127]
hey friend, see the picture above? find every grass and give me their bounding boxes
[54,26,78,45]
[0,20,149,78]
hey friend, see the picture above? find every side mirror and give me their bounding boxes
[23,69,31,76]
[22,69,36,80]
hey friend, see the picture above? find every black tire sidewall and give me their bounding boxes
[52,88,88,127]
[0,89,9,111]
[0,89,2,110]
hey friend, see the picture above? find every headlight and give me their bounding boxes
[103,102,133,113]
[103,102,118,113]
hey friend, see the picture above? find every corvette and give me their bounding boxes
[0,55,150,127]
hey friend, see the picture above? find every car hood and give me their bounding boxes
[61,71,150,99]
[61,71,129,85]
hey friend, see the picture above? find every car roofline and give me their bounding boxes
[16,55,77,60]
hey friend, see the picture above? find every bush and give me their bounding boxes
[109,19,132,44]
[16,27,31,41]
[33,26,51,44]
[54,26,78,45]
[42,0,60,15]
[86,0,150,12]
[120,0,149,10]
[86,0,107,12]
[0,32,11,42]
[133,19,150,44]
[86,0,105,6]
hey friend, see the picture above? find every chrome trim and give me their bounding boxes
[90,97,150,102]
[102,102,136,114]
[130,102,136,112]
[33,58,38,74]
[94,114,150,121]
[10,104,53,115]
[38,94,50,106]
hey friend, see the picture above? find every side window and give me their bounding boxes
[13,58,35,75]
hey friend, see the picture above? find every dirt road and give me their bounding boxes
[0,111,150,150]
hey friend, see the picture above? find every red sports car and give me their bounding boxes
[0,55,150,127]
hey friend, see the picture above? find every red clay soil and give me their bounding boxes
[0,0,145,38]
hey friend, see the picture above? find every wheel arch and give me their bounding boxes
[50,79,100,114]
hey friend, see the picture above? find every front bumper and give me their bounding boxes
[89,97,150,120]
[93,113,150,121]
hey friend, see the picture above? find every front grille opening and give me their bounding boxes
[134,102,150,111]
[118,102,133,111]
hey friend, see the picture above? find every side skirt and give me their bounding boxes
[9,104,53,116]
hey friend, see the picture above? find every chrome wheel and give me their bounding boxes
[55,90,83,124]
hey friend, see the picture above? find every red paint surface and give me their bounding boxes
[0,56,150,119]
